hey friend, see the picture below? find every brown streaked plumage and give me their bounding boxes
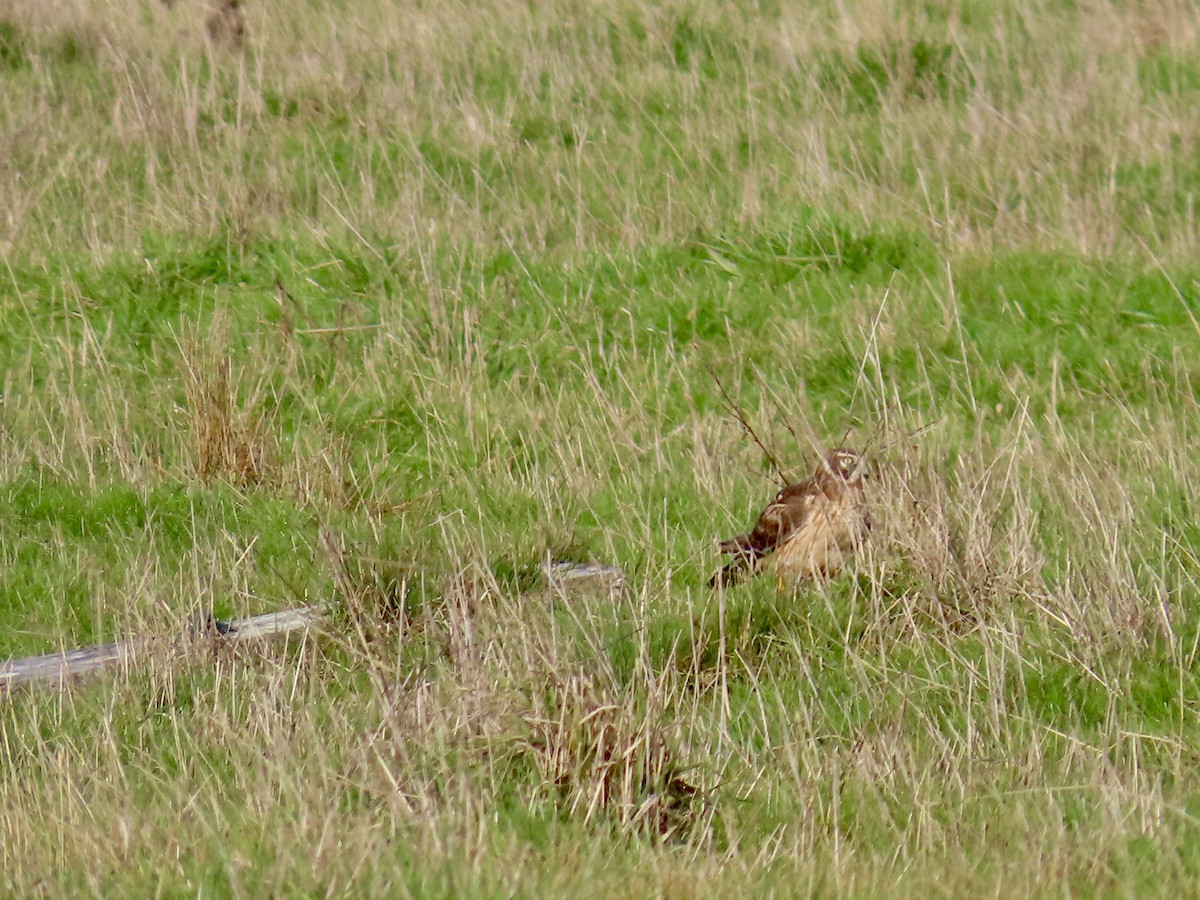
[709,448,870,590]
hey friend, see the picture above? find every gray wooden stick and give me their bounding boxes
[0,562,623,691]
[0,606,324,691]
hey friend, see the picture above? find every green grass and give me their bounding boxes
[3,0,1200,894]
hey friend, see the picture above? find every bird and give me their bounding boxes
[709,448,871,590]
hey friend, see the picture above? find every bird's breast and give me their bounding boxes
[767,495,866,586]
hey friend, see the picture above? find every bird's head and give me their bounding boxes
[823,448,868,484]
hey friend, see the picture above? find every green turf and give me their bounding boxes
[3,0,1200,894]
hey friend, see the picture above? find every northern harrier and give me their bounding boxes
[710,448,870,590]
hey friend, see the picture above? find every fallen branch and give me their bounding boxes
[709,365,792,484]
[0,562,623,692]
[0,606,325,692]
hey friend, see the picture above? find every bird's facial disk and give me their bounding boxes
[828,449,866,481]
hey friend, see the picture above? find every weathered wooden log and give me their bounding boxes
[0,562,623,691]
[0,605,324,691]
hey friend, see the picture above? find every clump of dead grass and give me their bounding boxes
[342,553,706,842]
[867,441,1044,632]
[519,667,700,839]
[204,0,244,50]
[178,314,276,485]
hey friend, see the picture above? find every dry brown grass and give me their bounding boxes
[178,314,276,485]
[0,0,1199,262]
[2,0,1200,894]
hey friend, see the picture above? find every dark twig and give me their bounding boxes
[753,372,805,450]
[710,366,792,484]
[273,273,297,340]
[874,416,945,455]
[754,373,827,466]
[856,417,884,456]
[778,416,802,447]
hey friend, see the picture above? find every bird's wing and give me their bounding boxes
[748,484,815,552]
[710,483,817,588]
[720,482,816,559]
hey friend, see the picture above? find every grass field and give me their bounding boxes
[3,0,1200,894]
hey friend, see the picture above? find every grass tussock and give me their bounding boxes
[522,668,700,838]
[178,314,276,485]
